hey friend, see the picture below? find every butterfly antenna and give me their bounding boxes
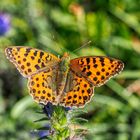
[73,40,92,53]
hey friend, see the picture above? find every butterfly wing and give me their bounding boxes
[70,56,124,86]
[5,47,60,105]
[28,66,58,105]
[60,71,94,107]
[5,47,60,77]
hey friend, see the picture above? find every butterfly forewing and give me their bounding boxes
[5,47,59,77]
[70,56,124,87]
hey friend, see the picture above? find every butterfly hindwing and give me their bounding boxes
[5,47,59,77]
[28,66,58,105]
[70,56,124,87]
[60,71,94,107]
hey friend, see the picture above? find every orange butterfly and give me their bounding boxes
[5,47,124,107]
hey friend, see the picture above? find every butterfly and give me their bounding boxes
[5,47,124,107]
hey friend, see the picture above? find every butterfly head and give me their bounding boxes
[61,52,70,61]
[63,52,69,57]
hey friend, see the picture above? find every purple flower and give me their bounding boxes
[30,124,51,138]
[38,130,50,138]
[43,102,53,118]
[0,13,10,36]
[65,107,72,111]
[43,102,72,118]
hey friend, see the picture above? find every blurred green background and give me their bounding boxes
[0,0,140,140]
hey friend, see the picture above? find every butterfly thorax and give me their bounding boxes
[56,53,70,102]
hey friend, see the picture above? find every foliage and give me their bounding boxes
[0,0,140,140]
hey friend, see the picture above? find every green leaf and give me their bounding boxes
[34,117,49,123]
[10,96,33,119]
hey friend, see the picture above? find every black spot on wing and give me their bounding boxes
[82,67,86,72]
[99,57,104,63]
[40,52,44,58]
[34,51,37,56]
[35,65,40,70]
[94,64,98,68]
[87,71,92,76]
[86,58,90,64]
[93,58,96,63]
